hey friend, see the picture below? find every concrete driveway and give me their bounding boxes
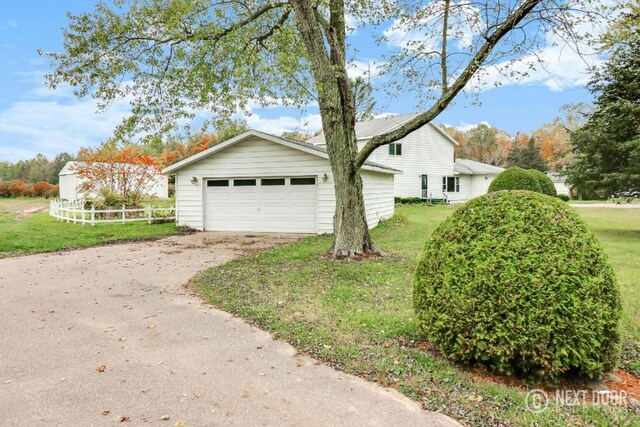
[0,233,458,426]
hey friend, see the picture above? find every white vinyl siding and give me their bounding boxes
[361,170,395,227]
[58,174,79,201]
[446,174,501,203]
[361,124,456,198]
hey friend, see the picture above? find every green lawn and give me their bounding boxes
[570,199,640,204]
[192,204,640,426]
[0,197,182,258]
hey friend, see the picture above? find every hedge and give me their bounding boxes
[413,191,621,379]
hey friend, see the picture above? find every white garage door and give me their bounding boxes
[204,177,317,233]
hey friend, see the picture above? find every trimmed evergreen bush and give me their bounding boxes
[528,169,558,196]
[557,194,571,202]
[413,191,621,379]
[488,166,542,193]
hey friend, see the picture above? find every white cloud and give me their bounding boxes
[0,77,324,161]
[384,1,483,52]
[238,111,322,135]
[443,121,491,132]
[471,31,605,92]
[0,83,131,162]
[346,60,385,80]
[345,14,358,35]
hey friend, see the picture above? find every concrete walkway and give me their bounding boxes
[0,233,459,426]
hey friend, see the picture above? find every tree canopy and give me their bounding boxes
[507,135,547,171]
[568,6,640,198]
[43,0,608,255]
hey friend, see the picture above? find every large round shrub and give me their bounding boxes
[488,166,542,193]
[413,191,621,379]
[528,169,557,196]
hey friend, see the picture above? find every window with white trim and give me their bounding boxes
[442,176,460,192]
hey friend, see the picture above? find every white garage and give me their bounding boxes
[163,130,398,234]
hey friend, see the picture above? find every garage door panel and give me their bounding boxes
[205,177,317,233]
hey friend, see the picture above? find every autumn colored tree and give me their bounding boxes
[74,145,162,199]
[158,133,217,167]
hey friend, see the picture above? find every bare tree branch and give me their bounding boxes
[356,0,543,169]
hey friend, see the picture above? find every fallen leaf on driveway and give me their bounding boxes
[118,415,130,422]
[160,415,170,421]
[96,364,107,373]
[175,420,186,426]
[101,409,110,415]
[147,324,156,329]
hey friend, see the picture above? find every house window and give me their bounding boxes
[233,179,257,186]
[388,143,402,156]
[207,179,229,187]
[442,176,459,192]
[261,178,285,186]
[291,177,316,185]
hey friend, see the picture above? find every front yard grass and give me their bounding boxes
[192,204,640,426]
[0,197,182,258]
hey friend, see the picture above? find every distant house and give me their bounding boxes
[309,113,502,202]
[453,159,505,202]
[163,130,398,233]
[547,172,571,196]
[58,161,169,201]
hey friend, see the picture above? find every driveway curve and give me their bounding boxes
[0,233,458,426]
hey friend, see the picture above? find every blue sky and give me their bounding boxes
[0,1,598,162]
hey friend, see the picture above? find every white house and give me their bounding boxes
[59,161,169,201]
[547,172,571,196]
[163,130,398,234]
[309,113,501,203]
[452,159,505,202]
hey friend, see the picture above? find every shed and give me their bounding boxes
[163,130,399,234]
[58,161,169,201]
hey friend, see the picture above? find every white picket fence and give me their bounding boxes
[49,199,175,225]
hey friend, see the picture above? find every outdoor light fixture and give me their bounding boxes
[322,173,328,182]
[191,177,198,184]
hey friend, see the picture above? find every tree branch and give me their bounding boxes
[441,0,450,92]
[355,0,543,169]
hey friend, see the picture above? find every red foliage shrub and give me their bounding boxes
[6,180,29,197]
[0,182,8,197]
[32,181,58,198]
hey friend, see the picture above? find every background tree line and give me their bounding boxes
[0,119,251,189]
[440,102,588,173]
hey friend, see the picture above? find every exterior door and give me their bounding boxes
[421,175,428,199]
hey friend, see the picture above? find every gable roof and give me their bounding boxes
[59,161,80,176]
[546,172,567,183]
[454,159,505,175]
[307,113,459,146]
[162,129,401,175]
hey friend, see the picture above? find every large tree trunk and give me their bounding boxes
[322,112,378,257]
[291,0,381,257]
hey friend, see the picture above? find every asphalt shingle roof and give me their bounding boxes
[307,113,419,144]
[454,159,505,175]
